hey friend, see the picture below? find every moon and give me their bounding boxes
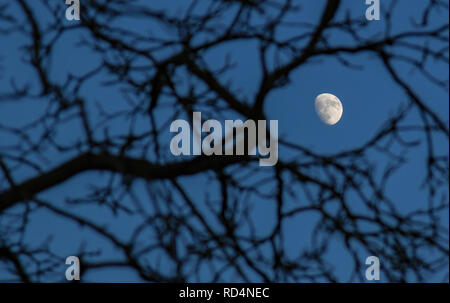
[315,93,343,125]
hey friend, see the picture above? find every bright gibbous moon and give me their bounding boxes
[315,93,343,125]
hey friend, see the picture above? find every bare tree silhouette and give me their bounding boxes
[0,0,448,282]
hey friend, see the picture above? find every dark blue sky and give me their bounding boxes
[0,0,448,282]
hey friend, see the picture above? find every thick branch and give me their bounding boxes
[0,153,250,213]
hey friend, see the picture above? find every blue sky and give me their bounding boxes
[0,0,448,282]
